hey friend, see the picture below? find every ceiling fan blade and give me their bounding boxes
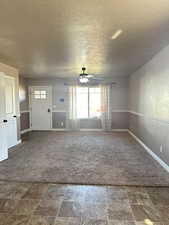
[86,74,94,78]
[89,77,105,81]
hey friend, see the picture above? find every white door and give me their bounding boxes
[5,77,17,148]
[0,73,8,161]
[29,86,52,130]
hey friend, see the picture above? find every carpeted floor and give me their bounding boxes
[0,131,169,186]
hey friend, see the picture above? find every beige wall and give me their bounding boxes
[129,44,169,165]
[0,62,20,139]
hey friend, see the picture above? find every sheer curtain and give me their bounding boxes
[100,85,112,131]
[66,86,80,131]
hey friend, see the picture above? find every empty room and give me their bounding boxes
[0,0,169,224]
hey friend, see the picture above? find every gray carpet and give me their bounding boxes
[0,131,169,186]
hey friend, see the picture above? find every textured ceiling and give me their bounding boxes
[0,0,169,78]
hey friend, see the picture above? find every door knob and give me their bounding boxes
[13,115,17,118]
[48,109,51,113]
[3,120,8,123]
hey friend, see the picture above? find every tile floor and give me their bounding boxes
[0,181,168,225]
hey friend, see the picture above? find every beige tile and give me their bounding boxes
[0,182,31,200]
[108,221,136,225]
[84,186,108,203]
[44,185,85,202]
[5,215,30,225]
[82,219,108,225]
[146,188,169,206]
[54,217,69,225]
[82,202,107,220]
[107,187,128,203]
[13,199,40,215]
[33,199,61,216]
[54,217,82,225]
[28,215,56,225]
[136,222,164,225]
[82,203,107,220]
[131,204,161,222]
[69,218,82,225]
[58,201,82,217]
[155,205,169,222]
[0,199,18,213]
[0,213,11,225]
[107,202,134,221]
[22,183,49,200]
[127,187,152,205]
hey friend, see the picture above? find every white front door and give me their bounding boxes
[0,73,8,161]
[29,86,52,130]
[5,76,17,148]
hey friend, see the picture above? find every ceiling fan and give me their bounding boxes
[79,67,104,83]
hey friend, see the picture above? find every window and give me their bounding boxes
[76,87,101,119]
[34,90,47,99]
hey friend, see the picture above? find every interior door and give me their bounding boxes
[5,77,17,148]
[30,86,52,130]
[0,73,8,161]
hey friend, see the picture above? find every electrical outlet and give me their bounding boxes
[160,145,163,153]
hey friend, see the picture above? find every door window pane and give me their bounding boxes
[34,90,47,99]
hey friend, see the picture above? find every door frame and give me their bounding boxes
[5,75,16,118]
[29,86,52,130]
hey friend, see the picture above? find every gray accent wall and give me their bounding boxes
[112,112,129,129]
[80,119,102,129]
[129,45,169,165]
[52,112,66,129]
[20,112,30,131]
[19,77,29,111]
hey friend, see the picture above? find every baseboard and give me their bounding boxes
[21,128,32,134]
[80,129,103,131]
[31,129,67,131]
[128,130,169,173]
[112,129,128,132]
[50,129,67,131]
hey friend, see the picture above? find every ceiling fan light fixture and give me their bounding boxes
[111,29,123,40]
[79,77,88,83]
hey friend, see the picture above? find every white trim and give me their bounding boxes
[128,130,169,173]
[21,128,32,134]
[0,72,15,80]
[128,110,144,117]
[52,110,67,113]
[112,110,129,113]
[80,129,103,131]
[20,110,30,114]
[112,129,128,132]
[128,110,169,124]
[50,128,67,131]
[30,129,67,131]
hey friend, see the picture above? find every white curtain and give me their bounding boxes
[101,85,112,131]
[66,86,80,131]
